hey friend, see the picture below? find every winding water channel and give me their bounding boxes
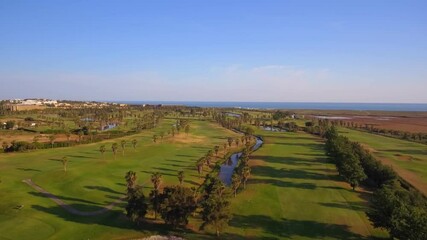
[219,136,264,185]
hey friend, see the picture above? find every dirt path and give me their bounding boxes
[22,179,126,216]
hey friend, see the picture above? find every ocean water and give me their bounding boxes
[115,101,427,112]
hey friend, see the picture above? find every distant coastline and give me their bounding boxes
[113,101,427,112]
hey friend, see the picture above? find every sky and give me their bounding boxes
[0,0,426,103]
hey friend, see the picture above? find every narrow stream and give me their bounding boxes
[219,136,264,185]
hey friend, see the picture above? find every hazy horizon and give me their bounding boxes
[1,0,427,103]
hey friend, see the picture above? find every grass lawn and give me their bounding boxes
[338,128,427,195]
[0,119,240,240]
[0,121,387,239]
[219,129,386,239]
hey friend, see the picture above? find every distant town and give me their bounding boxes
[0,98,128,111]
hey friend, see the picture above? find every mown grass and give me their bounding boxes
[0,119,240,239]
[217,128,387,239]
[339,127,427,195]
[0,121,387,239]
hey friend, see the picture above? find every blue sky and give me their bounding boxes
[0,0,426,102]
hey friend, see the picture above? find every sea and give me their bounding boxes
[114,101,427,112]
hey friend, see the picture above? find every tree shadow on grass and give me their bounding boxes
[28,191,100,205]
[67,155,96,159]
[183,179,200,186]
[248,178,316,190]
[253,156,323,167]
[384,149,427,156]
[31,204,173,235]
[252,165,341,182]
[17,167,41,172]
[48,158,62,162]
[319,202,366,212]
[140,170,175,177]
[229,215,367,240]
[84,186,123,195]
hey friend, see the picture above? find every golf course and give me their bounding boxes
[0,117,390,239]
[339,128,427,195]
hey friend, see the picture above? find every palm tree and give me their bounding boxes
[121,140,126,156]
[61,156,69,172]
[32,135,40,149]
[78,130,83,142]
[214,146,220,158]
[178,171,184,185]
[125,171,137,190]
[185,124,190,136]
[242,166,251,189]
[150,172,162,220]
[227,137,233,147]
[159,132,164,142]
[48,135,56,148]
[99,145,106,159]
[151,172,162,191]
[231,174,241,197]
[112,143,118,160]
[205,151,213,166]
[196,158,204,177]
[131,139,137,151]
[2,141,8,152]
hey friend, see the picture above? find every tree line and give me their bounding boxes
[124,130,257,236]
[335,120,427,144]
[323,126,427,239]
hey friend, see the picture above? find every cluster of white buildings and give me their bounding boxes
[8,99,58,106]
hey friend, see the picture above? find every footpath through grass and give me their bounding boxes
[0,119,240,240]
[339,128,427,195]
[221,129,386,239]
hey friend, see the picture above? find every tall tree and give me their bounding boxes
[158,185,197,228]
[61,156,69,172]
[159,132,164,142]
[227,137,233,147]
[126,185,148,225]
[48,135,56,148]
[99,145,106,159]
[196,159,204,177]
[150,172,162,219]
[177,171,184,185]
[111,143,119,160]
[200,176,232,237]
[231,174,241,197]
[184,124,190,136]
[214,146,220,158]
[337,154,367,190]
[241,166,251,189]
[131,139,137,151]
[2,141,8,152]
[121,140,126,156]
[125,171,137,190]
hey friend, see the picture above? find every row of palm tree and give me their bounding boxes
[99,139,138,159]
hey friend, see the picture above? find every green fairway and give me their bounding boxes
[0,120,387,239]
[338,128,427,195]
[0,119,240,239]
[221,129,386,239]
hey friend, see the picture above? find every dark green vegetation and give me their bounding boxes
[323,126,427,239]
[0,119,241,239]
[338,127,427,195]
[2,105,424,239]
[335,119,427,144]
[222,129,385,239]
